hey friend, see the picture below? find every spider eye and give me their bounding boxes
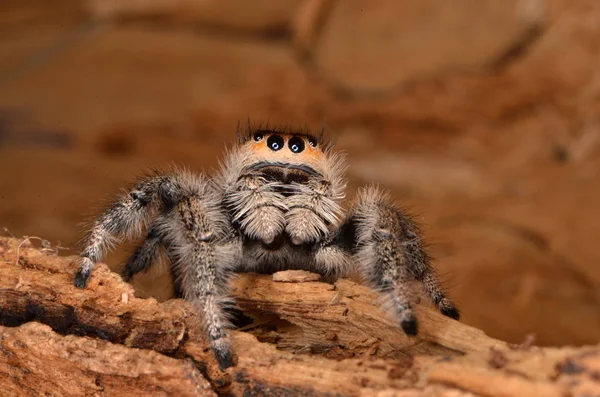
[288,137,305,153]
[253,132,264,142]
[267,135,284,151]
[308,137,317,147]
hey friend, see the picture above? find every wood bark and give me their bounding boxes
[0,236,598,396]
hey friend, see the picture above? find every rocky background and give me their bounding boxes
[1,0,599,349]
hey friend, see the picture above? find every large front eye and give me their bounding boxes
[288,137,305,153]
[267,135,284,151]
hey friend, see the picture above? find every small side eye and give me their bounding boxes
[288,137,305,153]
[253,132,264,142]
[267,135,284,151]
[308,137,317,147]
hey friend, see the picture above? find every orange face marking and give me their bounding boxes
[246,132,327,170]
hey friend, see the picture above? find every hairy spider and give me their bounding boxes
[74,125,460,369]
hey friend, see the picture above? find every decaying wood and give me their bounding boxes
[0,236,598,396]
[0,322,215,397]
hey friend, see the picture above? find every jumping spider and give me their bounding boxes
[74,126,460,369]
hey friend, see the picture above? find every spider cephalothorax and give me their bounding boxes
[74,125,460,370]
[222,128,346,247]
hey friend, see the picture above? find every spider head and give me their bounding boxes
[238,128,333,184]
[222,125,348,245]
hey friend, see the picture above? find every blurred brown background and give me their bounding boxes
[1,0,599,348]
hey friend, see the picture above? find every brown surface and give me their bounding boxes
[2,237,600,397]
[0,0,599,352]
[86,0,305,36]
[309,0,543,92]
[0,323,216,397]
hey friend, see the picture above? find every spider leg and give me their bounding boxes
[420,272,460,319]
[166,194,239,370]
[122,226,164,282]
[74,175,180,288]
[122,225,185,298]
[79,169,239,369]
[349,186,460,335]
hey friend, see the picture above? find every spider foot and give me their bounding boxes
[439,298,460,320]
[74,265,91,289]
[400,313,418,336]
[212,338,236,370]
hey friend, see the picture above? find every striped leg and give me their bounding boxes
[350,186,460,335]
[75,175,179,288]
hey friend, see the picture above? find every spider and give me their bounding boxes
[74,125,460,370]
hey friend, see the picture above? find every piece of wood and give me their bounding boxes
[0,236,598,396]
[233,274,503,359]
[0,322,215,397]
[271,269,322,282]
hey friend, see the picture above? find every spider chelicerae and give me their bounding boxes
[74,125,460,369]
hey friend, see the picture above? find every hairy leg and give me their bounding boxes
[419,271,460,319]
[75,174,180,288]
[76,168,241,368]
[166,194,239,370]
[122,226,164,282]
[389,204,460,320]
[122,225,186,297]
[349,186,460,335]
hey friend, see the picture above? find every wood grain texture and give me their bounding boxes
[0,236,598,396]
